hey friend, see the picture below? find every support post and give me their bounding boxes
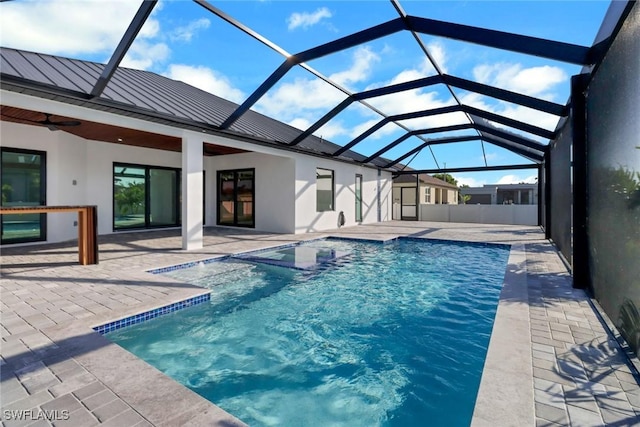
[544,147,552,239]
[537,164,543,226]
[182,133,204,250]
[571,74,590,289]
[416,174,420,220]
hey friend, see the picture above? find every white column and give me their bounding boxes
[182,133,203,250]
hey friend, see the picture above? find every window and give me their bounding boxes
[424,187,431,204]
[113,163,181,230]
[497,190,516,205]
[316,168,334,212]
[1,148,47,244]
[355,174,362,222]
[217,169,254,227]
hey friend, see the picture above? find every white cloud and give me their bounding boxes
[288,118,311,132]
[315,121,349,140]
[496,174,538,184]
[255,77,347,122]
[170,18,210,43]
[483,152,501,163]
[0,0,171,71]
[427,41,447,74]
[253,43,460,142]
[384,57,437,86]
[287,7,332,31]
[164,64,245,103]
[454,173,537,187]
[473,63,567,99]
[363,88,460,133]
[454,175,486,187]
[348,121,401,141]
[0,1,157,56]
[461,92,560,132]
[357,53,458,133]
[254,46,380,125]
[330,46,380,87]
[121,41,170,71]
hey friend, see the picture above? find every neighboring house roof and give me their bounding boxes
[393,173,458,189]
[0,47,394,169]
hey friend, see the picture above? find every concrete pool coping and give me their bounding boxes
[2,222,639,426]
[472,243,534,426]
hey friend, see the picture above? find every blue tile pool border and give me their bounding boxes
[146,256,232,275]
[93,293,210,335]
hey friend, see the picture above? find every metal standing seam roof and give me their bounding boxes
[0,47,391,169]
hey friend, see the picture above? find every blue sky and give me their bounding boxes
[0,0,611,186]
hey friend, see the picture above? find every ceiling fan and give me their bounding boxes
[4,112,81,131]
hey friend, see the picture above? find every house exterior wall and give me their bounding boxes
[86,139,182,236]
[445,188,459,205]
[294,155,391,233]
[1,121,88,243]
[2,93,392,243]
[1,120,183,241]
[392,182,458,205]
[206,152,295,233]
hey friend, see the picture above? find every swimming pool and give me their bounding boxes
[106,238,510,426]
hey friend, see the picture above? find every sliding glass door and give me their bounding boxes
[1,148,47,244]
[113,163,180,230]
[149,169,178,227]
[217,169,254,228]
[114,165,146,229]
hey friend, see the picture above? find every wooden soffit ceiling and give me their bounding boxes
[0,106,248,156]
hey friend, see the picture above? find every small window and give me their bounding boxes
[316,168,334,212]
[424,187,431,204]
[355,174,362,222]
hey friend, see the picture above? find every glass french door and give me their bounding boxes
[355,174,363,222]
[217,169,254,227]
[1,148,47,244]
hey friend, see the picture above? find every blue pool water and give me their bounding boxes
[107,238,510,426]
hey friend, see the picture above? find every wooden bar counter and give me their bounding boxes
[0,206,98,265]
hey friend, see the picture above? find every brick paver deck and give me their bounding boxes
[1,222,639,426]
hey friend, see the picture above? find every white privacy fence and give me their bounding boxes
[392,203,538,225]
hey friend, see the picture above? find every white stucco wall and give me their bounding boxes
[2,121,183,242]
[1,121,88,243]
[206,152,296,233]
[294,155,391,233]
[86,141,182,236]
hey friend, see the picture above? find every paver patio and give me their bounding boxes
[1,222,639,426]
